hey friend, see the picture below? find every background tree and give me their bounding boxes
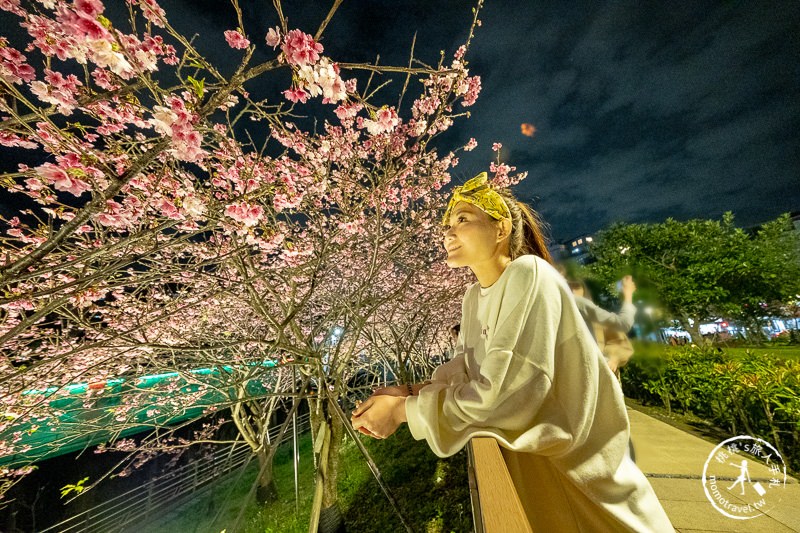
[590,213,800,343]
[720,214,800,342]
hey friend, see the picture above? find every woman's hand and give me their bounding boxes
[621,275,636,302]
[351,395,407,439]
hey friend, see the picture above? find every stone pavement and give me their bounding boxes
[628,408,800,532]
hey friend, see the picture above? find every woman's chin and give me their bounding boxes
[445,256,463,268]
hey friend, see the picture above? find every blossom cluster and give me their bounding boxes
[263,28,351,105]
[148,95,205,162]
[224,29,250,50]
[0,36,35,84]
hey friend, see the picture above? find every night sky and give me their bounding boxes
[2,1,799,242]
[313,0,800,241]
[453,1,800,241]
[324,0,799,242]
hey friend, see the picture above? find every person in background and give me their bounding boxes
[568,276,637,374]
[447,323,460,361]
[351,173,672,531]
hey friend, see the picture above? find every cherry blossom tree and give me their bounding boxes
[0,0,504,530]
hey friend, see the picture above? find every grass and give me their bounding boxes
[631,340,800,361]
[719,345,800,360]
[155,433,316,533]
[157,425,471,533]
[337,426,471,533]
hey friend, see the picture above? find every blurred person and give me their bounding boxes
[351,173,672,531]
[568,277,637,375]
[447,323,460,361]
[568,277,639,461]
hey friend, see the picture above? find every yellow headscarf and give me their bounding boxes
[442,172,511,225]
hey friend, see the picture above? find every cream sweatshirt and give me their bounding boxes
[405,255,673,532]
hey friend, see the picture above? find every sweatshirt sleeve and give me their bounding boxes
[406,258,567,457]
[430,353,468,385]
[574,296,636,332]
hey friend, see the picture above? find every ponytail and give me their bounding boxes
[496,189,553,264]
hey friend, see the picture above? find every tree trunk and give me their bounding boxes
[680,317,704,345]
[322,406,344,510]
[256,446,278,503]
[309,397,346,533]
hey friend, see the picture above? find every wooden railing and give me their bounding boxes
[468,438,532,533]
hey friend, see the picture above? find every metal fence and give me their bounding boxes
[41,413,311,533]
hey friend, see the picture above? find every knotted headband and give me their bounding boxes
[442,172,512,225]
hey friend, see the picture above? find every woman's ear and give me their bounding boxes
[497,218,512,242]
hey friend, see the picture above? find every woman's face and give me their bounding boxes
[443,202,503,269]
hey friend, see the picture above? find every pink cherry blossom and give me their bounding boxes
[334,102,363,122]
[134,0,166,28]
[265,26,281,48]
[492,142,502,152]
[147,96,206,162]
[0,39,35,85]
[295,58,347,103]
[363,107,400,135]
[465,138,478,151]
[91,68,118,90]
[283,87,310,104]
[0,0,488,495]
[75,0,104,17]
[29,70,82,115]
[459,75,482,107]
[224,29,250,50]
[224,202,264,227]
[0,132,37,149]
[90,40,135,78]
[281,29,323,67]
[157,198,182,219]
[0,0,25,16]
[35,163,92,197]
[182,194,206,217]
[149,105,177,135]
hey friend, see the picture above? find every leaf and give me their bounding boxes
[60,476,90,499]
[187,76,205,99]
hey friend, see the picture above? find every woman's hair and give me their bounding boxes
[496,188,553,264]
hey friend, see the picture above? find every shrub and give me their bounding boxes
[622,344,800,473]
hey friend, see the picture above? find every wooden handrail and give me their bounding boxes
[469,438,533,533]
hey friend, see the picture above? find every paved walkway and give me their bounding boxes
[628,408,800,532]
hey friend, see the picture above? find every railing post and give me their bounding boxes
[466,441,483,533]
[146,476,154,511]
[469,438,532,533]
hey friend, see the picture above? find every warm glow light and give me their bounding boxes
[520,123,536,137]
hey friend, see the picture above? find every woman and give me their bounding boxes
[351,173,673,531]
